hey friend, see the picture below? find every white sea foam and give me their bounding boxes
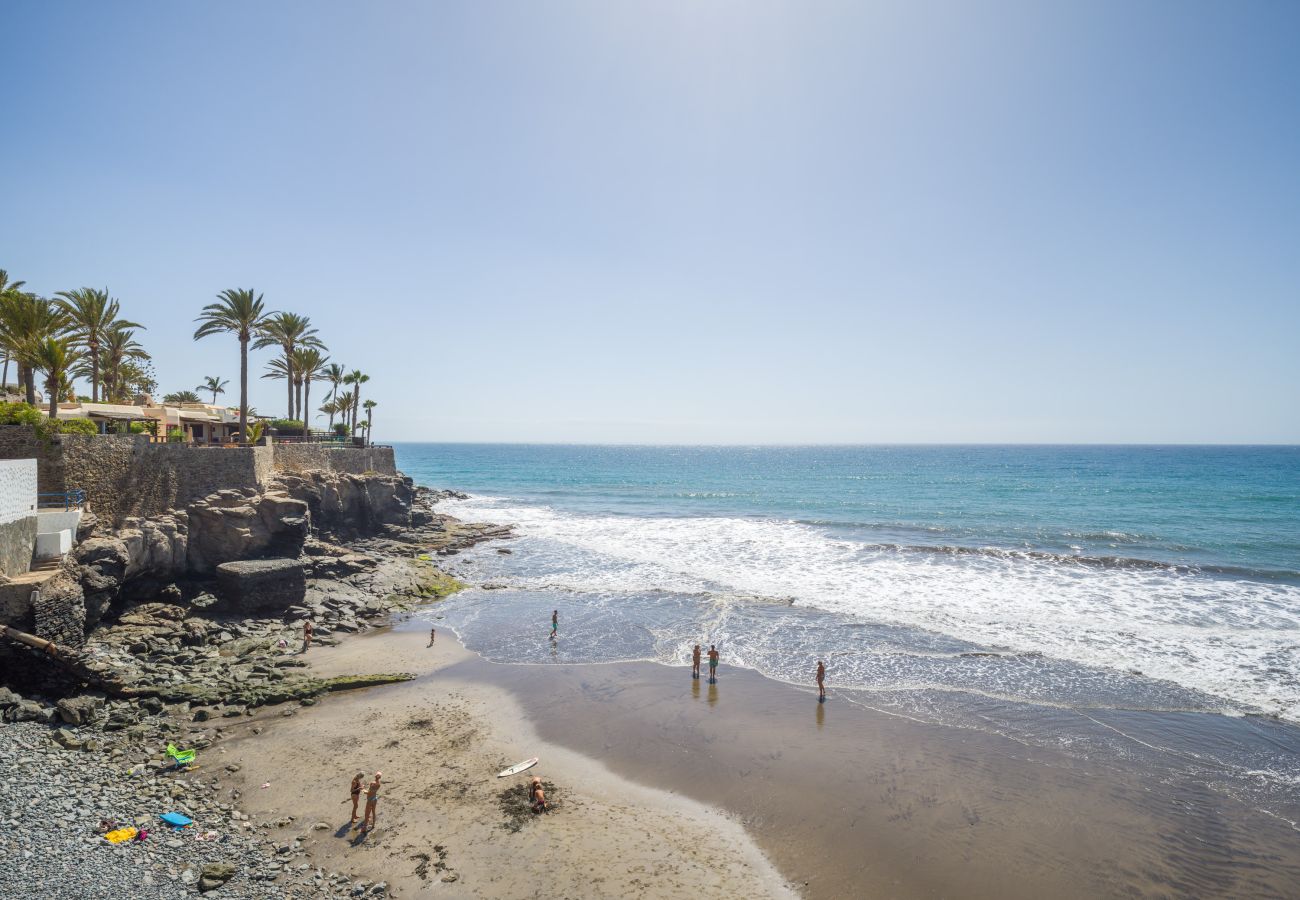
[440,496,1300,721]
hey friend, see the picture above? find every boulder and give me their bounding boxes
[56,694,104,726]
[199,862,236,892]
[188,492,309,574]
[215,558,307,613]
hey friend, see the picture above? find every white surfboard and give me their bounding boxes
[496,757,539,778]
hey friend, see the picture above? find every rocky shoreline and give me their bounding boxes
[0,470,509,899]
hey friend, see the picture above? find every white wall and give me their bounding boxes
[0,459,37,525]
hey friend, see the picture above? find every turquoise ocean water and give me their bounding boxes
[396,443,1300,824]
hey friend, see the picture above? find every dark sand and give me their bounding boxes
[450,654,1300,899]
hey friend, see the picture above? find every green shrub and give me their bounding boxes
[57,418,98,435]
[0,401,44,426]
[32,417,99,439]
[167,427,186,443]
[269,418,304,434]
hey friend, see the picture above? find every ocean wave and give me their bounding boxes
[438,494,1300,721]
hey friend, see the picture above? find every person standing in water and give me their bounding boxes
[550,610,558,640]
[692,644,702,680]
[707,645,720,683]
[360,771,382,832]
[348,772,365,822]
[816,659,826,701]
[301,619,313,653]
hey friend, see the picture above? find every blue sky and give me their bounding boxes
[2,0,1297,443]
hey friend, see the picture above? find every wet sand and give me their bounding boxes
[462,654,1300,899]
[214,620,1300,898]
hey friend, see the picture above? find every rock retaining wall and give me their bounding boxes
[0,429,393,526]
[272,443,396,477]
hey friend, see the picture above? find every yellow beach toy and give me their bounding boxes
[104,827,138,844]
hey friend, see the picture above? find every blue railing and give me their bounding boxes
[37,489,86,511]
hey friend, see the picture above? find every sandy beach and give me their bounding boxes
[212,627,797,898]
[205,614,1300,899]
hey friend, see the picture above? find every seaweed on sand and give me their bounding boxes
[497,780,558,832]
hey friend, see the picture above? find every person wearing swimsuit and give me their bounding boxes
[349,772,365,822]
[692,644,702,680]
[301,619,313,654]
[550,610,558,639]
[708,645,719,683]
[360,771,382,831]
[529,776,547,812]
[816,659,826,700]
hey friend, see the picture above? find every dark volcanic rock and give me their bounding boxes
[215,558,307,613]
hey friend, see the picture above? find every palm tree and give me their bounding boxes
[54,287,143,403]
[363,399,377,446]
[343,369,369,434]
[253,312,324,420]
[194,289,271,445]
[32,336,82,419]
[97,324,150,403]
[322,362,346,428]
[0,293,70,405]
[319,397,342,431]
[198,375,228,404]
[0,270,26,391]
[330,387,356,434]
[163,390,202,404]
[291,347,329,432]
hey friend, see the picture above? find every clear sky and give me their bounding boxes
[2,1,1297,443]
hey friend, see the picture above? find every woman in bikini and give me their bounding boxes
[349,772,365,822]
[360,771,382,831]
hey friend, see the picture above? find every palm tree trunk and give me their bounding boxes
[286,355,295,420]
[90,339,100,403]
[23,366,36,406]
[303,379,311,436]
[326,392,335,429]
[366,407,373,446]
[1,354,8,393]
[47,376,57,419]
[240,336,249,445]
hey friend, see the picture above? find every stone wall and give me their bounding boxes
[272,443,396,477]
[0,431,392,527]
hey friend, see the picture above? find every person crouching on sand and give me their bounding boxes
[529,776,547,813]
[360,771,382,831]
[817,659,826,700]
[349,772,365,822]
[301,619,314,653]
[692,644,702,680]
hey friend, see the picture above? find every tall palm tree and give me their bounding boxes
[291,347,328,432]
[0,293,70,405]
[253,312,324,420]
[54,287,142,403]
[0,270,26,391]
[322,362,346,428]
[194,289,271,445]
[32,336,82,419]
[198,375,228,404]
[343,369,369,434]
[97,324,150,403]
[362,399,377,446]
